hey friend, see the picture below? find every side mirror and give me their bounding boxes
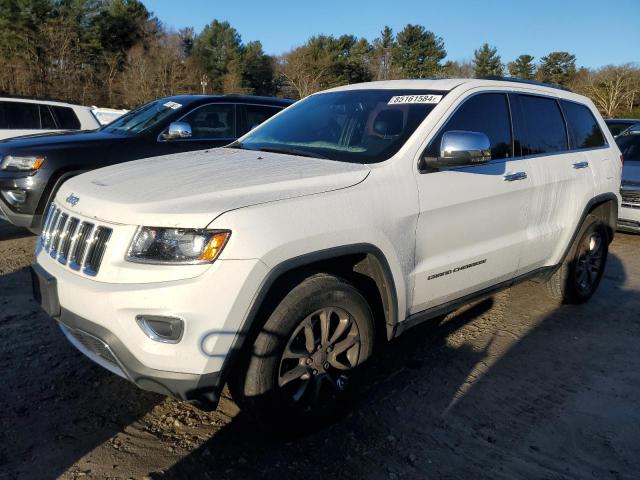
[162,122,192,141]
[423,130,491,170]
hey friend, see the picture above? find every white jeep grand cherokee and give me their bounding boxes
[33,79,622,424]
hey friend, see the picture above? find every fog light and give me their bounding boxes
[2,189,27,205]
[136,315,184,343]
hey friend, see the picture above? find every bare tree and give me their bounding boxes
[578,64,640,117]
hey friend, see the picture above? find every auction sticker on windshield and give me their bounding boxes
[163,101,182,110]
[388,95,442,105]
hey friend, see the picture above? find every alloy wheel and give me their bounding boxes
[278,307,361,411]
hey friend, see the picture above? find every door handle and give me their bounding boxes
[503,171,528,181]
[573,161,589,169]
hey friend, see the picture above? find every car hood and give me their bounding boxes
[57,148,370,228]
[622,161,640,186]
[0,129,129,153]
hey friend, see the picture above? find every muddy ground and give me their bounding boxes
[1,220,639,480]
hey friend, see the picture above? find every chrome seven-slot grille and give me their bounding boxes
[40,203,112,276]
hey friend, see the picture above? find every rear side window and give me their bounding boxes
[616,134,640,162]
[561,101,606,149]
[515,95,567,155]
[0,101,40,129]
[240,104,282,135]
[426,93,512,160]
[39,105,57,129]
[52,106,81,129]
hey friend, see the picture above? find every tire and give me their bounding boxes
[232,273,375,431]
[546,215,609,304]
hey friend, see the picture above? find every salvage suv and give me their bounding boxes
[32,79,622,426]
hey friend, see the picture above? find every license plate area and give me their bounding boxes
[31,264,61,318]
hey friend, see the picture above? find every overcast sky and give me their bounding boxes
[144,0,640,68]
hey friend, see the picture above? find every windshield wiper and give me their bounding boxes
[255,147,328,160]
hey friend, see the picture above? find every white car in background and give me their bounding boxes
[91,107,129,126]
[0,97,99,140]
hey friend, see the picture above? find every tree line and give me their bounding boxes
[0,0,638,118]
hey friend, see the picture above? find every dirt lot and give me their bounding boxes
[1,220,639,480]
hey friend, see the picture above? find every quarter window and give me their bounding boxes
[516,95,568,155]
[561,101,606,149]
[425,93,512,160]
[52,106,81,129]
[181,104,236,139]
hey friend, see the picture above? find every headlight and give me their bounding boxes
[0,155,45,171]
[127,227,230,265]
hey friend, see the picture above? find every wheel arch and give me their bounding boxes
[220,244,399,388]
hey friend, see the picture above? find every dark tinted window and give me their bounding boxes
[606,121,637,137]
[181,104,236,139]
[52,106,80,129]
[562,101,606,149]
[39,105,57,129]
[0,101,40,129]
[426,93,512,160]
[617,134,640,162]
[240,105,281,135]
[516,95,567,155]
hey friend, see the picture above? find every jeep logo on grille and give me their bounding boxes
[66,193,80,207]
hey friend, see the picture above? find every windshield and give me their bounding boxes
[102,99,183,135]
[233,90,445,163]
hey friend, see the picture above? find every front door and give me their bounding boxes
[411,92,533,314]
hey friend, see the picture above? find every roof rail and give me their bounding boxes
[479,76,572,92]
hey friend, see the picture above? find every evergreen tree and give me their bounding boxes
[473,43,503,77]
[393,24,446,78]
[508,54,536,80]
[538,51,577,85]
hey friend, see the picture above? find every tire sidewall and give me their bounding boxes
[240,274,375,423]
[566,218,608,302]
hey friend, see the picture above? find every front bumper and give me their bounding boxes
[33,248,269,409]
[0,171,45,228]
[58,308,222,408]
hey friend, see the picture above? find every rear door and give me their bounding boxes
[411,91,533,313]
[511,94,597,273]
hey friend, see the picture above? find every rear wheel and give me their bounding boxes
[233,274,375,430]
[546,216,608,304]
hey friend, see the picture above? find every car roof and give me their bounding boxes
[0,95,90,110]
[159,94,294,107]
[324,78,590,102]
[605,118,640,123]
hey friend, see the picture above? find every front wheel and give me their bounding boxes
[232,274,375,430]
[546,216,609,304]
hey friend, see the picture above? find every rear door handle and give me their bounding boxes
[503,171,528,182]
[573,161,589,169]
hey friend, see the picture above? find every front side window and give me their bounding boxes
[234,90,445,163]
[180,104,236,139]
[561,101,606,149]
[516,95,568,155]
[425,93,512,160]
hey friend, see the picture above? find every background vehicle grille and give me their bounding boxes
[621,188,640,206]
[40,203,112,276]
